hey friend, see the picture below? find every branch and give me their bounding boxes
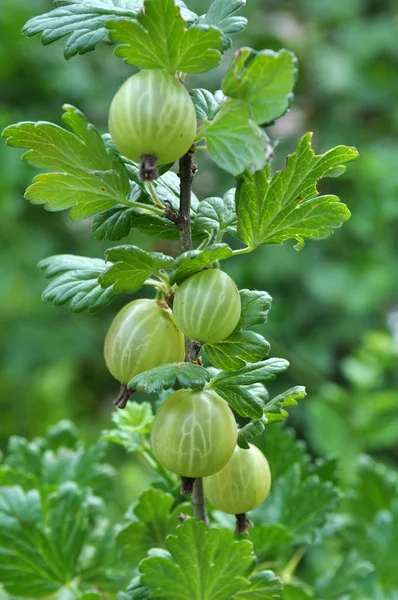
[177,151,209,525]
[178,151,195,252]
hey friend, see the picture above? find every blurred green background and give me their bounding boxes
[1,0,398,492]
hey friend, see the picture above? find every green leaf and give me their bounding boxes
[99,246,174,294]
[237,417,268,449]
[212,358,290,387]
[107,0,222,74]
[315,552,374,600]
[347,455,398,522]
[235,133,358,249]
[203,330,270,371]
[223,48,297,125]
[248,524,294,563]
[139,519,254,599]
[190,89,224,122]
[0,484,88,596]
[233,570,282,599]
[117,489,191,564]
[101,402,154,452]
[22,1,196,59]
[237,289,272,330]
[171,244,232,285]
[4,432,114,494]
[199,99,268,176]
[38,255,115,313]
[211,383,264,419]
[193,189,238,238]
[282,585,313,600]
[263,386,307,423]
[253,464,341,544]
[254,426,310,482]
[129,363,210,393]
[195,0,247,51]
[92,205,135,241]
[2,105,130,220]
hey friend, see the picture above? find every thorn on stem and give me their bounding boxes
[235,513,253,535]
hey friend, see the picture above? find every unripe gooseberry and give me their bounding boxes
[203,444,271,515]
[109,70,197,166]
[150,388,238,478]
[104,299,185,384]
[172,269,241,344]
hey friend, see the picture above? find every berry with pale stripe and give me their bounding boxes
[109,70,197,165]
[104,299,185,384]
[203,444,271,515]
[173,269,241,344]
[151,388,238,478]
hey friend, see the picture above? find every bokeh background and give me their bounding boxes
[1,0,398,498]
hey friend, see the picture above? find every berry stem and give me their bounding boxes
[192,478,209,525]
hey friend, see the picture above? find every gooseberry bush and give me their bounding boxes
[0,0,373,598]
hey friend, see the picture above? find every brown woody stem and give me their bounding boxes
[140,154,158,182]
[235,513,253,535]
[178,152,209,525]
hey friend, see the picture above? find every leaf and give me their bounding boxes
[22,0,140,59]
[92,205,135,241]
[4,433,114,494]
[101,402,154,452]
[203,330,270,371]
[99,246,174,294]
[190,89,225,122]
[129,363,210,393]
[199,99,268,176]
[237,289,272,330]
[193,189,238,238]
[195,0,247,51]
[237,417,268,449]
[248,524,294,563]
[139,519,254,599]
[223,48,297,125]
[22,0,197,59]
[235,133,358,249]
[117,489,191,564]
[254,426,310,482]
[107,0,222,74]
[253,464,341,544]
[233,570,282,599]
[315,552,374,600]
[38,255,115,313]
[264,386,307,422]
[171,244,233,285]
[212,383,264,419]
[2,105,130,220]
[0,484,88,596]
[212,358,290,387]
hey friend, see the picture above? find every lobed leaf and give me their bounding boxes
[203,330,270,371]
[117,488,191,565]
[106,0,222,74]
[139,519,255,599]
[195,0,247,50]
[99,245,174,293]
[129,363,210,393]
[237,417,268,449]
[38,255,115,313]
[171,244,233,285]
[236,133,358,249]
[22,0,196,58]
[198,99,268,176]
[233,570,282,599]
[101,402,154,453]
[315,552,374,600]
[223,47,297,125]
[2,105,131,220]
[193,189,238,238]
[237,289,272,330]
[212,358,290,387]
[264,386,307,423]
[190,89,225,122]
